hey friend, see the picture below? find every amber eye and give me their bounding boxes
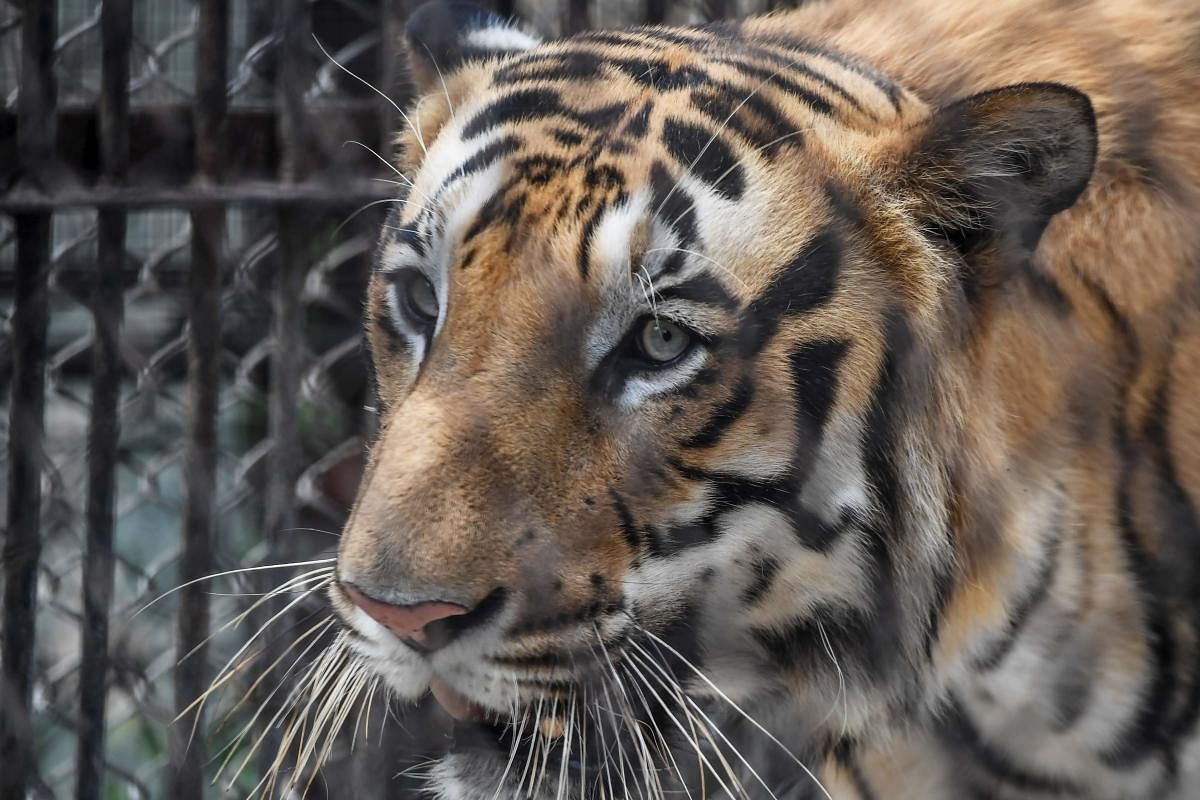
[394,271,438,326]
[636,318,692,364]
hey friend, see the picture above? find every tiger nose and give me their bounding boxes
[342,583,469,648]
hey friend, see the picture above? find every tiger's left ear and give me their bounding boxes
[902,83,1097,255]
[405,1,541,96]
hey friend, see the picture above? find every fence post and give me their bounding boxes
[254,0,312,786]
[167,0,228,797]
[75,1,132,797]
[0,1,56,798]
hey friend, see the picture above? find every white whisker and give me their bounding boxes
[313,34,426,155]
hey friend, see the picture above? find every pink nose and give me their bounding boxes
[342,584,468,645]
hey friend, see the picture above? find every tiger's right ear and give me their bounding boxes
[898,83,1097,260]
[405,1,541,96]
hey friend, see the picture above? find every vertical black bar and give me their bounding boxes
[166,1,227,798]
[563,0,591,34]
[380,0,411,151]
[75,1,131,797]
[0,2,55,800]
[0,216,50,800]
[644,0,667,24]
[277,0,310,185]
[257,0,310,791]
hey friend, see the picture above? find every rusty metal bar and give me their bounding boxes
[0,181,394,212]
[166,0,228,797]
[0,1,56,799]
[75,0,132,796]
[255,0,313,787]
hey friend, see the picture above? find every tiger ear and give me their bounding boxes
[405,1,541,95]
[902,83,1097,256]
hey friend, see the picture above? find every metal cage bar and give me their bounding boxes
[167,0,230,795]
[1,2,56,799]
[74,0,131,795]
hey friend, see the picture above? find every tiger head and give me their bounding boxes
[330,2,1097,796]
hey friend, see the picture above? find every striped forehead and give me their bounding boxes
[382,25,904,275]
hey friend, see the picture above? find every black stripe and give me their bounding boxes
[609,489,643,554]
[489,651,570,669]
[439,134,523,191]
[463,89,565,139]
[713,50,862,115]
[649,159,698,247]
[938,694,1083,795]
[737,229,842,357]
[623,101,654,139]
[656,273,738,311]
[824,180,866,228]
[493,49,605,84]
[391,224,428,257]
[753,602,875,674]
[973,527,1062,671]
[790,339,849,437]
[755,35,904,112]
[577,205,604,279]
[575,102,627,131]
[860,313,912,527]
[682,377,754,449]
[550,128,584,147]
[1089,280,1178,772]
[1147,356,1200,759]
[373,310,406,347]
[708,57,837,119]
[661,117,745,201]
[690,84,801,157]
[832,742,880,800]
[668,459,850,553]
[740,555,781,606]
[610,57,712,91]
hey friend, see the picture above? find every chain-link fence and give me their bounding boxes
[1,1,786,797]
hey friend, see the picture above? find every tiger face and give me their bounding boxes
[330,2,1097,796]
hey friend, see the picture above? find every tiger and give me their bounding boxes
[319,0,1200,797]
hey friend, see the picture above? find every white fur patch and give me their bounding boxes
[464,25,541,54]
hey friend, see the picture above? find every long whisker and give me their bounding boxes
[211,616,335,783]
[635,624,834,800]
[489,700,532,800]
[343,140,437,212]
[615,659,696,800]
[313,34,427,155]
[135,558,336,617]
[334,196,434,238]
[620,652,743,800]
[420,40,458,122]
[593,627,662,800]
[627,645,779,800]
[815,620,849,737]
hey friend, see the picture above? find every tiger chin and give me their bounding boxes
[320,0,1200,798]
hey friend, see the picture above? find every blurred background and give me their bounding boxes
[0,0,800,797]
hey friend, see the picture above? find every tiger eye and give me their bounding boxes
[638,319,691,364]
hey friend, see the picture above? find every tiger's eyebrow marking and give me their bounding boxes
[655,274,739,312]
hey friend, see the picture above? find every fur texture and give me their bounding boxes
[327,1,1200,797]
